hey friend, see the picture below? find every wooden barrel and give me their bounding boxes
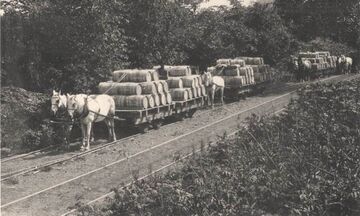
[316,51,330,57]
[98,82,118,95]
[112,95,127,107]
[250,65,259,74]
[113,69,152,83]
[197,76,203,86]
[185,88,193,100]
[200,85,207,96]
[247,67,254,84]
[230,59,245,67]
[139,82,157,95]
[117,83,142,95]
[159,93,167,105]
[160,80,169,92]
[197,87,202,96]
[223,76,245,86]
[126,95,149,109]
[254,72,263,83]
[152,94,160,106]
[98,82,141,95]
[167,66,191,77]
[170,89,188,101]
[299,52,319,58]
[153,81,164,94]
[112,70,135,82]
[165,92,172,104]
[150,70,159,81]
[216,59,231,65]
[223,67,239,76]
[181,77,196,88]
[145,95,155,108]
[166,79,183,89]
[239,67,247,76]
[192,88,198,98]
[258,64,268,73]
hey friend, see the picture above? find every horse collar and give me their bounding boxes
[78,104,89,120]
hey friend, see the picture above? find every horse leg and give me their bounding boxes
[207,93,211,106]
[85,122,92,151]
[104,119,112,141]
[64,124,73,149]
[110,119,116,141]
[90,124,95,142]
[80,123,86,150]
[211,88,215,109]
[220,87,224,105]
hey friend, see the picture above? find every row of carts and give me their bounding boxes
[98,58,273,132]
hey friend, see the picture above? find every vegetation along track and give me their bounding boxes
[1,74,358,216]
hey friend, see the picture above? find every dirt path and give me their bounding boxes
[1,75,357,216]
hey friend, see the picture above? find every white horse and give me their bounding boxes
[51,90,67,115]
[337,55,353,74]
[202,71,225,108]
[51,90,73,147]
[297,57,312,81]
[67,94,116,151]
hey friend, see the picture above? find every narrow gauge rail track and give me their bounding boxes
[0,104,229,182]
[2,74,357,216]
[1,146,54,163]
[60,107,285,216]
[0,80,296,181]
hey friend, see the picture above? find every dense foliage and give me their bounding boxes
[2,0,358,92]
[78,78,360,216]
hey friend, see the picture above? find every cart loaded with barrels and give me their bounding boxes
[98,66,207,132]
[208,57,272,99]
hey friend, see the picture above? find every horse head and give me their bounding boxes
[202,72,212,87]
[51,90,61,115]
[51,90,68,115]
[66,94,89,119]
[66,94,79,119]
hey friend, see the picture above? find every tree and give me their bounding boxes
[123,0,192,68]
[1,0,129,92]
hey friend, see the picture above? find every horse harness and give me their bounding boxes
[78,97,102,122]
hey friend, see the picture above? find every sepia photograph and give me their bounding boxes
[1,0,359,215]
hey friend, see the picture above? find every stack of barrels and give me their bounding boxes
[214,57,271,87]
[160,66,207,101]
[235,57,271,83]
[98,69,172,110]
[299,51,337,71]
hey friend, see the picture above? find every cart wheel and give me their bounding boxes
[177,114,185,121]
[239,94,246,100]
[139,123,150,133]
[188,109,197,118]
[152,120,162,130]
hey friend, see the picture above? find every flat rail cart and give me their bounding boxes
[224,80,271,100]
[115,96,207,132]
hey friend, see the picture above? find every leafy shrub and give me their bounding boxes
[21,123,56,150]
